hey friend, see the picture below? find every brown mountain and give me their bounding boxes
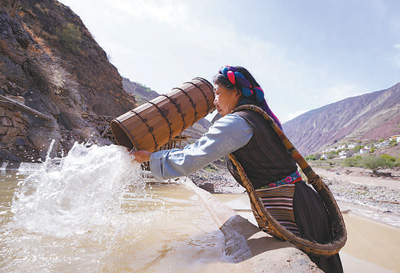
[283,82,400,155]
[0,0,137,160]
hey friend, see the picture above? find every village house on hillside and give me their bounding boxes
[319,134,399,160]
[359,147,371,154]
[390,135,400,143]
[338,150,348,159]
[375,140,390,148]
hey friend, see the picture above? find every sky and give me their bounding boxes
[59,0,400,123]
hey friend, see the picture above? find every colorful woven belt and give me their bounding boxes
[259,170,302,189]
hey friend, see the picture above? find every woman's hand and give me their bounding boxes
[130,150,151,163]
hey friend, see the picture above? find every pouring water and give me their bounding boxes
[0,142,229,272]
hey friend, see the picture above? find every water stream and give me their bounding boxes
[0,143,229,272]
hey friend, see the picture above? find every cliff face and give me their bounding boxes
[283,82,400,155]
[0,0,137,160]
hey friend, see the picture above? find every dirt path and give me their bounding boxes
[315,167,400,190]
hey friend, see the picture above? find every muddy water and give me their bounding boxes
[0,172,232,272]
[341,213,400,273]
[2,140,399,273]
[214,193,400,273]
[0,143,233,273]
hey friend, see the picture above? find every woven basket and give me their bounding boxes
[229,105,347,257]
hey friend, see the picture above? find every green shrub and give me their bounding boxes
[305,154,317,161]
[343,155,362,167]
[57,23,82,53]
[353,145,363,152]
[359,155,395,174]
[380,154,396,163]
[204,164,218,172]
[396,157,400,167]
[389,140,398,147]
[359,155,381,173]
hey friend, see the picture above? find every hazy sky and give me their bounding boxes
[60,0,400,122]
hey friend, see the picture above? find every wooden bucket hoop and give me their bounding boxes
[229,105,347,257]
[184,78,213,114]
[147,100,173,141]
[172,87,198,124]
[129,109,159,151]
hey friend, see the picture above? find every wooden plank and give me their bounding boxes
[0,95,52,121]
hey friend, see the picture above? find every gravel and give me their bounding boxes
[324,176,400,216]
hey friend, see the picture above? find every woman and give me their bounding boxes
[133,66,343,273]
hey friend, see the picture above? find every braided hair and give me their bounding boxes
[213,65,282,129]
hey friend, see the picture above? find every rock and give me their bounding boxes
[11,115,23,126]
[1,135,13,145]
[0,126,7,135]
[15,136,28,146]
[0,0,138,161]
[199,183,215,193]
[1,116,12,126]
[6,127,18,137]
[0,149,21,162]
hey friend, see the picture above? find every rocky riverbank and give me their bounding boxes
[316,167,400,227]
[189,163,400,226]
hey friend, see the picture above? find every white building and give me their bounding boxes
[390,135,400,143]
[376,141,390,148]
[339,151,348,159]
[347,144,356,149]
[359,148,370,154]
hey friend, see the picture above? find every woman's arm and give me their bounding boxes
[143,114,253,180]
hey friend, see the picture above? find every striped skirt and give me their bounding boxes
[251,181,343,273]
[252,184,299,237]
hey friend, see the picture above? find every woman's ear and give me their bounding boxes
[234,88,242,100]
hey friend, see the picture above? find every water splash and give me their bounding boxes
[2,143,231,272]
[11,142,143,237]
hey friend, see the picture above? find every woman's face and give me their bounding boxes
[213,83,241,116]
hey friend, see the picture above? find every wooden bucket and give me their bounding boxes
[110,77,215,152]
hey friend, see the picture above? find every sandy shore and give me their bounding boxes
[315,167,400,190]
[189,165,400,272]
[315,167,400,228]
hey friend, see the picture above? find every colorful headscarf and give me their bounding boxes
[218,65,282,129]
[219,66,265,103]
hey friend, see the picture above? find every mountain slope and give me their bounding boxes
[283,82,400,155]
[122,77,159,104]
